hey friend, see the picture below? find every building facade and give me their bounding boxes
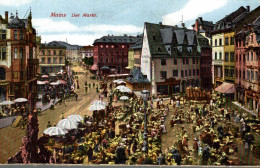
[80,45,93,59]
[0,11,38,101]
[197,34,212,90]
[141,22,201,97]
[39,42,66,74]
[212,6,249,89]
[92,35,141,75]
[244,20,260,115]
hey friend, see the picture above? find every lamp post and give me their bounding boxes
[141,89,150,154]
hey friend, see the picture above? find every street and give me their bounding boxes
[0,63,99,163]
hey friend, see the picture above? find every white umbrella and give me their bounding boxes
[113,79,124,84]
[37,81,45,85]
[91,100,107,106]
[50,81,60,86]
[88,103,106,111]
[57,119,78,130]
[13,98,28,103]
[67,114,83,122]
[0,100,15,106]
[120,96,129,101]
[43,127,67,136]
[116,86,132,93]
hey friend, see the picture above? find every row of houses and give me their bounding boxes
[90,5,259,116]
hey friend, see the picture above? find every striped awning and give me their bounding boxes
[215,82,235,94]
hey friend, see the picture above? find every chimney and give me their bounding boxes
[124,34,127,37]
[5,11,8,22]
[246,6,250,12]
[182,23,185,28]
[159,22,162,25]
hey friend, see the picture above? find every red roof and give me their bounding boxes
[215,82,235,94]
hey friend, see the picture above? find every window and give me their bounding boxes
[100,45,103,48]
[186,59,189,64]
[225,69,229,77]
[0,30,6,39]
[153,36,155,40]
[106,58,108,63]
[215,39,217,46]
[225,38,229,45]
[185,70,187,77]
[59,50,62,56]
[197,69,199,75]
[53,57,57,64]
[193,69,195,76]
[192,58,195,64]
[230,52,234,62]
[230,69,234,77]
[122,45,125,48]
[243,70,245,80]
[168,47,171,51]
[14,30,18,39]
[255,71,258,81]
[161,59,166,66]
[53,50,56,55]
[59,58,62,64]
[100,58,103,63]
[19,30,23,40]
[247,70,250,80]
[215,52,217,60]
[14,48,18,59]
[19,47,23,59]
[183,59,185,64]
[247,53,249,61]
[41,58,45,63]
[251,71,254,81]
[48,50,51,56]
[230,37,234,45]
[225,52,229,61]
[0,67,6,80]
[189,70,191,76]
[111,45,114,48]
[160,71,167,79]
[0,47,6,60]
[219,39,222,46]
[48,58,51,64]
[42,50,45,55]
[219,52,222,60]
[106,45,108,48]
[173,70,178,77]
[111,58,113,63]
[174,59,177,65]
[251,52,253,61]
[181,70,184,77]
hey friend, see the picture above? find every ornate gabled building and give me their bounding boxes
[0,10,38,101]
[141,22,201,97]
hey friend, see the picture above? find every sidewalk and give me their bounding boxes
[232,101,257,117]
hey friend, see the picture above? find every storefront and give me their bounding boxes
[156,78,180,96]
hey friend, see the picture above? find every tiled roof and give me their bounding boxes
[214,6,248,31]
[8,16,25,28]
[126,67,150,83]
[94,35,142,44]
[129,40,142,49]
[145,22,199,58]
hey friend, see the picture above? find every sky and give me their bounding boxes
[0,0,259,46]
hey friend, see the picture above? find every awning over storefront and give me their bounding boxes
[215,82,235,94]
[90,64,98,71]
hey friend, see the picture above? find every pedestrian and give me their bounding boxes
[75,93,78,101]
[47,121,51,128]
[64,99,67,107]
